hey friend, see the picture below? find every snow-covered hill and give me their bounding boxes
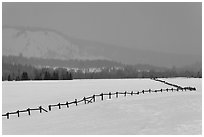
[3,27,104,60]
[3,26,201,68]
[2,78,202,134]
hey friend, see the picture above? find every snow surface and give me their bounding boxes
[2,78,202,135]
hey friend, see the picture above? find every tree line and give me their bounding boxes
[3,62,73,81]
[3,55,123,69]
[2,62,201,81]
[70,65,202,79]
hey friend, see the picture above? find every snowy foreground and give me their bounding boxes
[2,78,202,135]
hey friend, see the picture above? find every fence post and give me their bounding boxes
[27,108,31,115]
[93,95,95,102]
[48,105,51,111]
[101,93,103,101]
[131,91,133,95]
[142,90,144,94]
[75,99,78,106]
[171,88,173,92]
[6,112,9,119]
[160,89,162,92]
[17,110,20,117]
[116,92,118,98]
[124,91,127,96]
[39,106,42,113]
[66,102,69,108]
[166,88,168,92]
[149,89,151,93]
[58,103,61,109]
[109,92,111,99]
[83,97,86,104]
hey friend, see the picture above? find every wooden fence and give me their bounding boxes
[46,86,196,112]
[151,78,196,91]
[3,78,196,119]
[2,106,48,119]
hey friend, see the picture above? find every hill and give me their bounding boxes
[3,26,201,68]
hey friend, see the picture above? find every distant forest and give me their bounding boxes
[71,66,202,79]
[2,56,202,81]
[2,55,123,69]
[2,62,73,81]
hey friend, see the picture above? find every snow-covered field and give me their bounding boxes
[2,78,202,135]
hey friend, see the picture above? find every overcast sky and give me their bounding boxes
[2,2,202,56]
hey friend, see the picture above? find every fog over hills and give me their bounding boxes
[3,26,201,68]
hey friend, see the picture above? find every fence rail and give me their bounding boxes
[2,106,48,119]
[46,86,196,112]
[3,78,196,119]
[151,78,196,91]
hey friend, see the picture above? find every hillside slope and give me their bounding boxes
[3,26,201,68]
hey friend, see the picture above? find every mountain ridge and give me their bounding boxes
[3,26,201,68]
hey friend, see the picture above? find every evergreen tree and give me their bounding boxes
[52,71,59,80]
[21,72,29,80]
[8,74,11,81]
[69,73,73,80]
[16,76,20,81]
[44,71,51,80]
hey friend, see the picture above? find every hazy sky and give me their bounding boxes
[3,2,202,56]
